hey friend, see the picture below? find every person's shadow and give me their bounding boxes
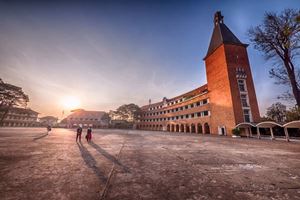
[89,141,130,173]
[77,143,108,183]
[33,133,48,141]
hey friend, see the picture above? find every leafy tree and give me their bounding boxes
[248,9,300,105]
[286,106,300,122]
[266,102,287,122]
[0,78,29,125]
[109,104,141,122]
[101,112,111,123]
[260,116,272,121]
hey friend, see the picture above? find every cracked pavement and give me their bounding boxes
[0,128,300,200]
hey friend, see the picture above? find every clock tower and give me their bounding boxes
[204,11,260,134]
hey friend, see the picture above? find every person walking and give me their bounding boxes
[46,125,51,134]
[86,126,92,142]
[76,125,83,142]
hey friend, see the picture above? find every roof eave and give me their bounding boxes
[203,42,249,60]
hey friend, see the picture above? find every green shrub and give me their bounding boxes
[232,128,240,136]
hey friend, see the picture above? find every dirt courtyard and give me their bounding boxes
[0,128,300,200]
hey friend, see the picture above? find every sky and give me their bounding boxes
[0,0,299,118]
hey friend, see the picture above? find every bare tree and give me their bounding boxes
[0,78,29,125]
[248,9,300,105]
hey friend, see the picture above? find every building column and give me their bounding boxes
[270,128,275,140]
[249,127,253,137]
[202,124,205,135]
[257,127,261,139]
[189,125,192,133]
[284,127,290,142]
[179,125,182,132]
[184,125,187,133]
[195,125,198,134]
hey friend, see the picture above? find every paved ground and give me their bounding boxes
[0,128,300,200]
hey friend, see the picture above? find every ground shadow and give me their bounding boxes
[89,141,130,173]
[33,133,48,141]
[77,142,107,183]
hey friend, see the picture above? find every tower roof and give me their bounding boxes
[204,11,247,59]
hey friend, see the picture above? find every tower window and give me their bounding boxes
[243,109,251,122]
[238,79,246,92]
[241,94,249,107]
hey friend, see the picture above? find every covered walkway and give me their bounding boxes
[235,120,300,142]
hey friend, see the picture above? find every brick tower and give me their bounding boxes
[204,11,260,135]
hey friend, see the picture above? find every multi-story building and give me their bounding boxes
[65,109,109,128]
[137,11,260,136]
[0,107,39,127]
[39,116,58,127]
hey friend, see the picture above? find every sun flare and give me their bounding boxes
[61,96,81,110]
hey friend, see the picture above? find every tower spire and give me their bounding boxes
[204,11,247,59]
[214,11,224,26]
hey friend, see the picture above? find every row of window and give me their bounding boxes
[144,99,209,117]
[141,111,210,122]
[5,116,36,121]
[238,79,252,122]
[2,122,35,126]
[6,112,37,116]
[149,98,187,111]
[69,117,100,121]
[148,90,208,111]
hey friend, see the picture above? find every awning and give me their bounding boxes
[235,122,257,129]
[283,120,300,128]
[256,121,283,128]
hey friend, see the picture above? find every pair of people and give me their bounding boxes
[76,125,92,142]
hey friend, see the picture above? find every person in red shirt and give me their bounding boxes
[86,127,92,142]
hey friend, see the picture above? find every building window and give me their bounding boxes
[203,111,209,116]
[203,99,208,104]
[186,114,189,118]
[243,109,251,122]
[191,113,194,118]
[196,102,200,106]
[191,104,194,108]
[238,79,246,92]
[185,105,188,109]
[241,94,249,107]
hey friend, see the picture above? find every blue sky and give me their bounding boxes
[0,0,299,117]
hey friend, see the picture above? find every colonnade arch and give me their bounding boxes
[160,122,211,134]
